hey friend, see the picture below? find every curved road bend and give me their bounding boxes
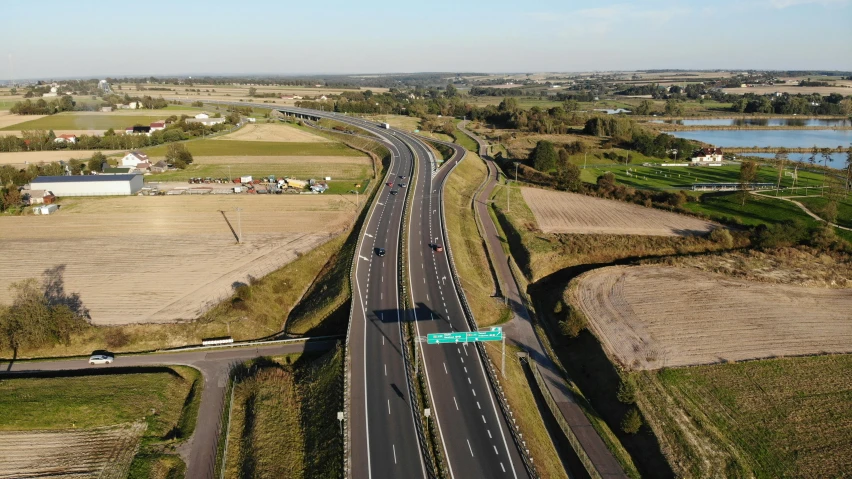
[458,121,627,478]
[0,339,337,479]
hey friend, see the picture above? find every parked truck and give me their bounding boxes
[380,122,390,129]
[240,175,253,184]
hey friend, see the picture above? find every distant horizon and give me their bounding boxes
[3,68,851,85]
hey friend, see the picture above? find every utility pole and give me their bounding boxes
[502,334,506,378]
[227,165,232,182]
[236,207,243,244]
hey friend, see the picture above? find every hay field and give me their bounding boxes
[521,187,716,236]
[571,265,852,370]
[0,424,145,479]
[216,123,330,142]
[0,111,46,129]
[0,196,355,325]
[148,155,371,181]
[0,150,121,166]
[1,129,107,138]
[0,113,174,132]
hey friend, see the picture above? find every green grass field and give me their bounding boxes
[0,367,199,439]
[144,139,364,157]
[0,113,171,131]
[452,120,479,151]
[580,163,826,191]
[794,195,852,228]
[637,354,852,478]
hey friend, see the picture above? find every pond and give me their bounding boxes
[740,152,849,169]
[651,118,852,127]
[671,129,852,150]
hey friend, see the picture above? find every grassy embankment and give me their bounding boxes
[794,194,852,229]
[0,366,201,478]
[444,152,569,478]
[144,139,362,157]
[452,120,479,152]
[634,354,852,478]
[224,347,343,478]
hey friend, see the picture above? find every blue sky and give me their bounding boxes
[1,0,850,79]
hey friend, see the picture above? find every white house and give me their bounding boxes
[195,113,210,119]
[149,121,166,133]
[53,134,77,144]
[690,148,724,165]
[120,151,151,168]
[187,117,225,126]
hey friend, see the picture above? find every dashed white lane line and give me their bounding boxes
[443,362,448,374]
[477,401,481,410]
[487,429,492,439]
[481,415,487,424]
[464,367,467,373]
[468,377,472,384]
[500,463,506,472]
[467,439,475,457]
[453,397,459,410]
[494,445,499,455]
[387,399,391,415]
[384,364,387,376]
[393,444,397,464]
[471,389,476,397]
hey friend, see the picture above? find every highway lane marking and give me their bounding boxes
[494,446,500,455]
[365,233,373,238]
[468,377,472,384]
[464,367,467,373]
[460,357,464,364]
[387,399,391,415]
[443,362,448,374]
[359,255,370,261]
[467,439,475,457]
[384,364,387,375]
[453,397,459,410]
[487,429,492,439]
[393,444,397,464]
[482,414,487,423]
[463,344,469,356]
[477,401,481,410]
[500,463,506,472]
[471,389,476,397]
[382,336,384,345]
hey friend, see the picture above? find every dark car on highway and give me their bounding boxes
[375,248,386,257]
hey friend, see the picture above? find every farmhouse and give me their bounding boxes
[21,189,55,205]
[195,113,210,119]
[149,121,166,133]
[690,147,723,165]
[187,116,225,126]
[53,134,77,144]
[120,151,150,168]
[30,174,143,197]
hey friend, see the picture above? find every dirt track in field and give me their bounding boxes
[0,111,46,129]
[215,123,330,142]
[571,265,852,370]
[0,196,354,325]
[0,423,145,479]
[522,187,717,236]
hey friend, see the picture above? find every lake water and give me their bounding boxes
[671,129,852,150]
[651,118,852,127]
[740,152,849,168]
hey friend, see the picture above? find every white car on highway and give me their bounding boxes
[89,354,114,365]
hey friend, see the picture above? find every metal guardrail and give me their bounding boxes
[437,149,540,479]
[526,359,603,479]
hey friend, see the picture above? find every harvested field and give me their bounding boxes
[571,265,852,370]
[0,196,355,324]
[521,187,716,236]
[0,424,145,479]
[0,129,107,138]
[144,139,363,157]
[0,111,46,129]
[0,150,121,167]
[216,123,330,142]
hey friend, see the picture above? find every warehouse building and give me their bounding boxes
[30,174,143,197]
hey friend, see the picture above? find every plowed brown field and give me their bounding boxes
[0,196,354,325]
[521,187,716,236]
[0,423,145,479]
[571,265,852,370]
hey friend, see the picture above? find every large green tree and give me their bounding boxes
[739,160,759,206]
[529,140,557,172]
[166,143,194,169]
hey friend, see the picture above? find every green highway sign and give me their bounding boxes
[426,327,503,345]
